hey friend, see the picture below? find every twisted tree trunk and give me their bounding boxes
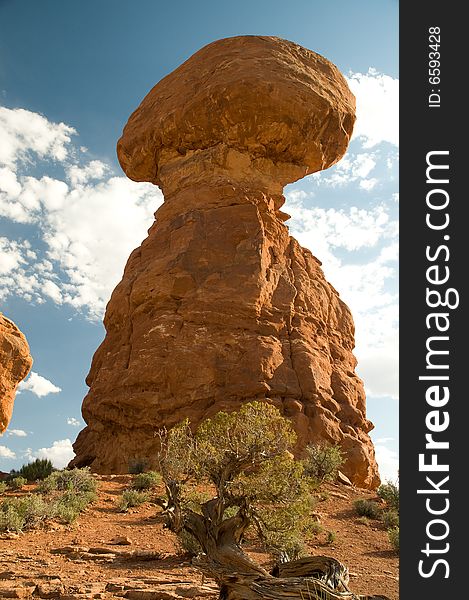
[159,480,390,600]
[194,556,389,600]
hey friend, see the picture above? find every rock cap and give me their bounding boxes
[117,35,355,193]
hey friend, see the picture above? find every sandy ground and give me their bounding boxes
[0,476,398,599]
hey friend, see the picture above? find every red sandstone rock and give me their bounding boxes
[0,313,32,434]
[71,36,380,488]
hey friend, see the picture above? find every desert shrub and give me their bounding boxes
[8,477,27,490]
[388,526,399,551]
[17,458,53,482]
[52,490,93,523]
[0,482,7,494]
[178,529,202,556]
[128,458,149,474]
[262,530,307,563]
[156,402,317,565]
[38,468,97,524]
[377,480,399,511]
[18,494,52,527]
[382,509,399,529]
[354,499,382,519]
[0,495,51,532]
[309,521,322,535]
[131,471,161,490]
[303,443,344,484]
[326,530,337,545]
[39,467,97,496]
[0,469,96,532]
[0,505,24,532]
[251,484,317,561]
[117,489,149,511]
[357,516,370,526]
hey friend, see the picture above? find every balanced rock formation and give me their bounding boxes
[0,313,32,434]
[71,36,380,488]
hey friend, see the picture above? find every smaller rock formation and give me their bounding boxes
[0,313,32,434]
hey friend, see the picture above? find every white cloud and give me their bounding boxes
[373,438,399,483]
[7,429,28,437]
[284,191,398,401]
[375,437,395,445]
[18,372,62,397]
[358,336,399,400]
[66,417,81,427]
[0,106,76,168]
[42,175,161,318]
[0,105,162,319]
[347,68,399,148]
[285,195,393,253]
[0,166,21,196]
[0,445,16,459]
[359,177,378,191]
[0,237,28,275]
[66,159,108,186]
[33,439,75,469]
[313,152,377,189]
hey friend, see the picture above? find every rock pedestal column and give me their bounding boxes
[71,36,380,488]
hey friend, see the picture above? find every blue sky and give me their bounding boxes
[0,0,398,480]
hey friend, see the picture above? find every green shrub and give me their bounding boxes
[39,467,97,496]
[17,459,53,482]
[131,471,161,491]
[18,494,51,527]
[377,481,399,511]
[117,489,149,512]
[357,516,370,526]
[261,531,307,563]
[53,490,93,523]
[177,529,202,556]
[8,477,27,490]
[388,526,399,551]
[303,443,344,483]
[0,469,96,532]
[382,509,399,529]
[0,482,8,494]
[0,505,25,532]
[309,521,322,536]
[128,458,149,474]
[326,530,337,545]
[0,495,51,532]
[354,499,382,519]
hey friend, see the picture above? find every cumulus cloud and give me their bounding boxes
[284,191,398,400]
[372,437,399,482]
[347,69,399,148]
[0,237,28,275]
[66,417,81,427]
[285,199,392,253]
[18,372,62,397]
[0,105,162,319]
[0,445,16,459]
[358,336,399,400]
[7,429,28,437]
[315,152,378,189]
[32,439,75,469]
[0,106,76,168]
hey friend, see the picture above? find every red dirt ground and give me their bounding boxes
[0,476,398,599]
